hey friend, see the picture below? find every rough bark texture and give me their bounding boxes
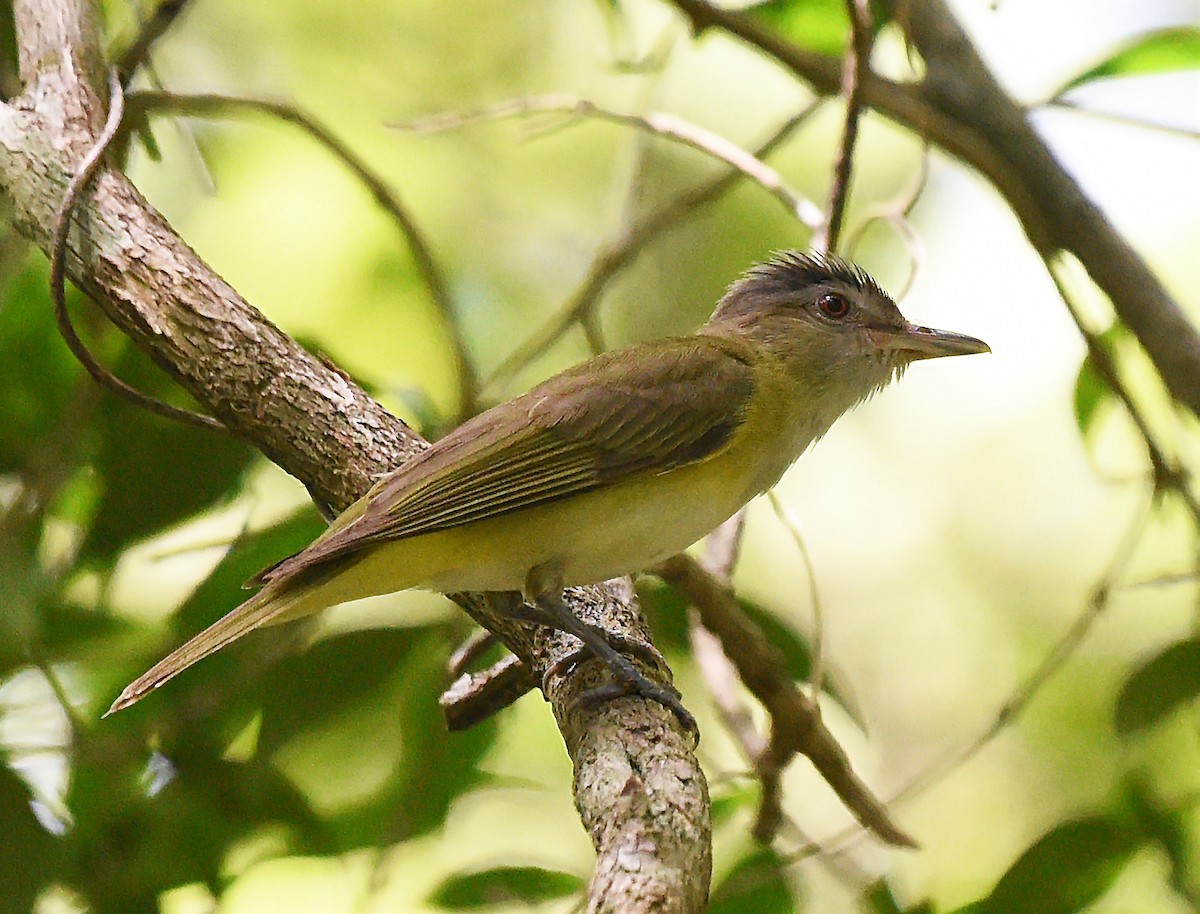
[0,1,711,910]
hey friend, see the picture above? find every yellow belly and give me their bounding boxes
[312,453,749,604]
[300,373,817,608]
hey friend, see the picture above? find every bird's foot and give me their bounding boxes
[567,673,697,741]
[535,613,697,740]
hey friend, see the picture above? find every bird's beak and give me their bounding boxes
[874,323,991,360]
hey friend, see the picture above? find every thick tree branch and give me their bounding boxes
[0,1,710,909]
[668,0,1200,416]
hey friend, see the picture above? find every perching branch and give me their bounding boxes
[0,1,709,910]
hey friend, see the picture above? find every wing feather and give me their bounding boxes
[258,334,756,585]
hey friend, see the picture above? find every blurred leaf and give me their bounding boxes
[709,847,796,914]
[639,578,818,678]
[326,629,497,846]
[65,739,327,914]
[1118,772,1195,902]
[1072,356,1109,439]
[748,0,891,57]
[711,780,759,827]
[40,600,130,653]
[0,256,81,472]
[1071,325,1132,441]
[643,577,863,726]
[1115,638,1200,736]
[976,816,1140,914]
[0,763,59,914]
[862,880,935,914]
[429,865,584,908]
[254,628,427,756]
[94,511,326,742]
[81,344,255,560]
[1066,27,1200,90]
[0,533,49,676]
[174,509,327,634]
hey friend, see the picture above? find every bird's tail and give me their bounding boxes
[104,580,311,717]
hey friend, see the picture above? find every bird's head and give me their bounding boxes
[707,251,988,409]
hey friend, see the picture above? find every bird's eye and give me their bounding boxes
[816,293,851,320]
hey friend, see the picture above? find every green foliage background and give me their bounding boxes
[0,1,1198,912]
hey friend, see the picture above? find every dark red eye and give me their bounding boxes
[817,294,851,319]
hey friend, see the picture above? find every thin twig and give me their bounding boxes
[704,511,746,581]
[666,0,1200,420]
[116,0,193,85]
[30,655,85,736]
[398,95,824,229]
[780,490,1158,864]
[1047,255,1200,529]
[130,90,480,424]
[51,70,225,431]
[1044,98,1200,142]
[893,491,1156,808]
[689,611,765,758]
[843,146,930,301]
[440,654,534,731]
[658,554,915,847]
[767,492,826,701]
[817,0,874,254]
[484,102,823,395]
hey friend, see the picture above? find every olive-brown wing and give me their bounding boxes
[255,334,756,586]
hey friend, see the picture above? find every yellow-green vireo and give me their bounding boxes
[108,252,989,729]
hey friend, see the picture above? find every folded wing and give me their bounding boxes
[254,334,756,587]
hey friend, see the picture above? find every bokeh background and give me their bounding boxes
[1,0,1198,912]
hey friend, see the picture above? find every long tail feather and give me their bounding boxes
[104,582,306,717]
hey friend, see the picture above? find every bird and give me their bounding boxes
[106,251,988,729]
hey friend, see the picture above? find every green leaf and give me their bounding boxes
[862,880,935,914]
[64,741,327,914]
[1071,325,1128,441]
[1122,776,1193,903]
[709,847,796,914]
[0,763,60,914]
[641,577,863,726]
[253,628,427,756]
[977,817,1140,914]
[1066,27,1200,90]
[96,510,326,735]
[1072,356,1109,439]
[81,344,256,560]
[324,628,497,846]
[0,255,81,472]
[748,0,891,57]
[1114,638,1200,736]
[711,780,760,827]
[175,509,327,634]
[429,866,584,909]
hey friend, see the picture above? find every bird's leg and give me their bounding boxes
[508,599,670,673]
[523,567,697,737]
